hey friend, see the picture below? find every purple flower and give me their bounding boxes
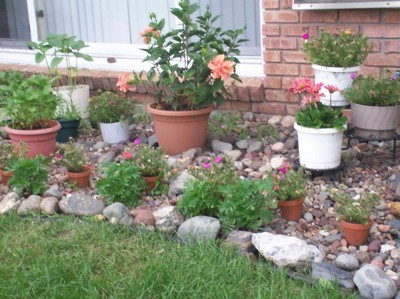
[56,154,63,159]
[203,162,211,169]
[302,33,309,40]
[279,167,287,174]
[134,138,141,145]
[392,74,397,80]
[351,73,356,79]
[215,156,222,163]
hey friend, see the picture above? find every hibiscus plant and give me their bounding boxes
[289,77,347,130]
[117,0,247,111]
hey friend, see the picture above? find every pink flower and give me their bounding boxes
[289,77,315,94]
[207,54,234,80]
[139,26,160,44]
[215,156,222,163]
[301,95,320,107]
[56,154,63,159]
[325,84,340,94]
[392,74,397,80]
[302,33,309,40]
[116,73,135,93]
[203,162,211,169]
[273,185,279,191]
[351,73,357,79]
[124,151,132,159]
[279,167,287,174]
[134,138,141,145]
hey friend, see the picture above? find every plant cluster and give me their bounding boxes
[96,161,146,207]
[56,139,88,173]
[121,0,246,111]
[270,164,309,201]
[0,141,26,171]
[178,156,274,231]
[8,155,50,195]
[331,187,379,224]
[302,28,373,68]
[342,71,400,107]
[289,77,347,129]
[88,91,136,124]
[123,139,168,177]
[0,71,59,129]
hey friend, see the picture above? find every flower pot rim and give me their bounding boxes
[277,197,305,206]
[294,122,347,133]
[341,218,373,228]
[351,102,400,109]
[312,64,361,72]
[67,165,92,175]
[147,103,214,117]
[99,119,129,125]
[53,84,90,92]
[4,120,61,135]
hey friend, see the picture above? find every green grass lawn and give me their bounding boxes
[0,213,354,299]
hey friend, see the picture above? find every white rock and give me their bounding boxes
[281,115,295,128]
[270,155,285,170]
[153,206,184,233]
[268,115,282,127]
[224,150,242,162]
[381,244,396,253]
[0,192,21,215]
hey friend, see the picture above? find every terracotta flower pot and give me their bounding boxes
[0,170,13,185]
[142,175,158,191]
[4,120,61,158]
[67,165,92,188]
[341,219,372,246]
[277,197,304,221]
[147,103,213,155]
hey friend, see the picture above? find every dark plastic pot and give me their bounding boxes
[56,119,80,143]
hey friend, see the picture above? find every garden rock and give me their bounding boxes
[153,206,184,233]
[281,115,295,128]
[388,202,400,217]
[311,262,355,289]
[252,232,324,267]
[334,253,360,271]
[271,142,284,154]
[267,115,282,126]
[243,112,254,121]
[17,195,41,215]
[43,188,63,200]
[177,216,220,242]
[236,140,248,150]
[59,193,105,216]
[148,134,158,148]
[270,155,285,170]
[247,141,263,153]
[212,140,232,153]
[224,150,242,162]
[40,197,59,215]
[168,171,194,196]
[97,151,115,164]
[0,192,21,215]
[224,230,255,255]
[132,208,155,227]
[103,202,133,226]
[353,264,397,299]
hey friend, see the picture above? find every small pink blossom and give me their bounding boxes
[274,185,279,191]
[134,139,141,145]
[351,73,357,79]
[279,167,287,174]
[207,54,234,80]
[325,84,340,94]
[203,162,211,169]
[301,95,320,108]
[56,154,63,159]
[392,74,397,80]
[215,156,222,163]
[289,77,315,94]
[302,33,309,40]
[116,73,135,93]
[124,151,132,159]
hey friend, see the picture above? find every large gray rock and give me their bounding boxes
[59,193,105,216]
[334,253,360,271]
[168,171,194,196]
[40,196,59,215]
[236,140,248,150]
[17,195,41,215]
[212,140,232,153]
[224,230,255,255]
[353,264,397,299]
[177,216,220,242]
[153,206,184,233]
[0,192,21,214]
[252,232,324,267]
[43,188,63,200]
[247,141,263,153]
[97,151,115,164]
[103,202,133,226]
[312,262,355,289]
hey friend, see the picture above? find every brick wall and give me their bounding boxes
[262,0,400,115]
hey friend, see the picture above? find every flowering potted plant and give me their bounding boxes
[123,139,168,190]
[342,71,400,139]
[120,0,246,154]
[0,141,26,184]
[331,187,379,246]
[271,164,309,221]
[88,91,136,144]
[290,77,347,170]
[302,28,373,106]
[56,139,91,188]
[0,71,61,157]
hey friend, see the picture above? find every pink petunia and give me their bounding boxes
[351,73,357,80]
[134,138,141,145]
[279,167,287,174]
[207,54,234,80]
[56,154,63,159]
[116,72,135,93]
[124,151,132,159]
[273,185,279,191]
[302,33,309,40]
[215,156,222,163]
[203,162,211,169]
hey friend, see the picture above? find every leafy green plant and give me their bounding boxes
[0,141,26,171]
[342,71,400,107]
[257,124,278,141]
[55,95,82,121]
[271,164,309,201]
[302,28,373,68]
[88,91,136,124]
[8,155,50,195]
[56,139,88,173]
[96,161,146,207]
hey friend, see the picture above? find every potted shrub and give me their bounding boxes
[0,141,26,184]
[290,77,348,170]
[56,139,91,188]
[27,34,93,120]
[55,95,82,143]
[342,71,400,139]
[271,164,309,221]
[119,0,246,155]
[302,28,373,106]
[332,188,379,246]
[88,91,136,144]
[0,71,61,157]
[123,139,168,191]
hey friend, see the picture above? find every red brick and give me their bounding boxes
[299,64,314,77]
[282,76,298,90]
[282,51,307,63]
[384,40,400,53]
[283,25,308,37]
[265,63,299,76]
[262,24,280,36]
[371,40,381,52]
[264,11,299,23]
[266,90,299,102]
[264,50,281,63]
[300,11,338,23]
[264,37,297,50]
[226,84,239,101]
[236,84,250,102]
[316,25,359,34]
[383,11,400,23]
[364,25,400,38]
[365,53,400,67]
[246,79,265,102]
[282,0,292,9]
[230,101,252,112]
[286,104,300,116]
[340,10,380,23]
[252,102,286,115]
[263,0,280,9]
[264,76,282,89]
[358,66,381,76]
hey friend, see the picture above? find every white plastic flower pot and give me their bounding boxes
[54,85,90,119]
[99,119,130,144]
[294,122,346,170]
[312,64,360,107]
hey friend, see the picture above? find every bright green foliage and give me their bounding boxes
[56,139,88,173]
[96,161,146,207]
[125,143,168,177]
[0,141,26,171]
[271,165,309,201]
[9,155,50,195]
[296,102,348,130]
[302,28,373,68]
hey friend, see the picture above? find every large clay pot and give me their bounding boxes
[341,219,372,246]
[67,165,91,188]
[277,197,304,221]
[4,120,61,158]
[54,85,90,119]
[147,103,213,155]
[99,119,130,144]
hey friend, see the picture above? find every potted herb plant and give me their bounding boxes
[119,0,246,155]
[0,141,26,184]
[332,188,379,246]
[302,28,373,106]
[88,91,136,144]
[290,77,348,170]
[0,71,61,157]
[55,95,82,143]
[342,71,400,139]
[271,164,309,221]
[56,139,91,188]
